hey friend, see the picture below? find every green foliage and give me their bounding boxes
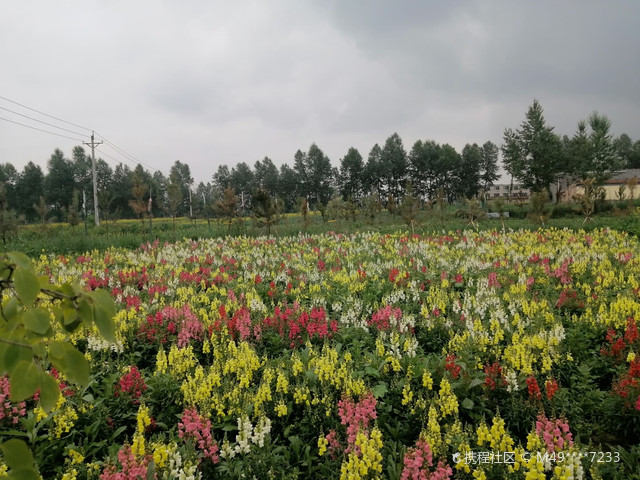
[386,194,397,216]
[294,144,333,211]
[480,141,500,193]
[492,197,507,232]
[43,149,75,220]
[362,191,381,224]
[326,196,346,221]
[65,190,81,229]
[433,187,449,227]
[32,197,48,228]
[458,143,482,199]
[128,172,149,224]
[380,133,407,199]
[339,147,364,201]
[400,183,420,234]
[0,183,21,245]
[527,191,550,225]
[502,99,563,195]
[252,189,282,236]
[570,112,620,184]
[573,177,605,224]
[166,181,182,227]
[298,197,310,232]
[0,251,116,477]
[457,198,485,230]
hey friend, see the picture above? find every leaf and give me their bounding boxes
[37,275,51,290]
[22,308,51,336]
[371,382,388,399]
[48,340,65,364]
[10,468,42,480]
[364,366,381,378]
[48,341,89,386]
[7,252,32,270]
[89,290,116,319]
[469,378,484,389]
[61,344,90,387]
[0,336,32,373]
[76,299,92,323]
[0,438,35,470]
[461,398,474,410]
[92,303,116,343]
[88,290,116,342]
[2,296,19,320]
[13,267,40,307]
[39,371,61,413]
[9,361,40,402]
[111,426,127,440]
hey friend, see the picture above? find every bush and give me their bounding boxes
[550,203,579,218]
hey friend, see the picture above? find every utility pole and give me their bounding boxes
[84,132,103,226]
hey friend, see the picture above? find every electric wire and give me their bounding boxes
[95,133,139,163]
[95,132,157,172]
[0,116,85,142]
[0,94,156,172]
[0,105,87,137]
[0,95,92,132]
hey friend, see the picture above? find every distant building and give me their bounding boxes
[486,183,530,201]
[564,169,640,202]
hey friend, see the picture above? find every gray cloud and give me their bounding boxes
[1,0,639,184]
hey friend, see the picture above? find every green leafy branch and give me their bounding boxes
[0,251,116,479]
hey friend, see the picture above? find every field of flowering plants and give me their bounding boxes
[2,228,640,479]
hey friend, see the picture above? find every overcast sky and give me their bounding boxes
[1,1,639,184]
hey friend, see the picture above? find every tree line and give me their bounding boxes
[1,100,639,225]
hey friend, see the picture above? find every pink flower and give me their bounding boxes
[401,439,452,480]
[535,415,573,453]
[179,407,219,464]
[337,393,378,449]
[100,445,155,480]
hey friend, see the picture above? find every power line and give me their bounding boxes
[1,94,157,173]
[0,116,85,142]
[0,94,92,132]
[95,132,157,172]
[0,105,87,137]
[95,133,139,163]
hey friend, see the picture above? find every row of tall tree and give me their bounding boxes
[1,102,639,223]
[502,100,640,197]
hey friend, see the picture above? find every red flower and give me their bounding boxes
[115,366,147,402]
[484,362,507,390]
[527,376,542,400]
[545,379,559,400]
[445,354,461,380]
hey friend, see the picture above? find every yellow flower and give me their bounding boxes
[437,378,458,417]
[136,404,152,433]
[61,468,78,480]
[151,442,169,468]
[132,431,145,457]
[53,406,78,438]
[67,448,84,465]
[422,370,433,390]
[276,371,289,394]
[318,436,328,456]
[275,401,288,417]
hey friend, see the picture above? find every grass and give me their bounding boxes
[4,204,639,257]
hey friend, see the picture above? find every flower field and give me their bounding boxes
[2,228,640,479]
